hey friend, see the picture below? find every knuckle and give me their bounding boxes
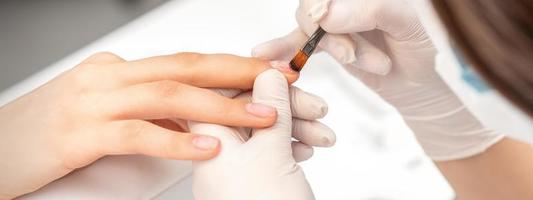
[84,51,123,64]
[153,80,184,98]
[69,66,99,88]
[173,52,203,65]
[92,51,119,59]
[168,52,204,83]
[119,121,147,138]
[116,121,149,153]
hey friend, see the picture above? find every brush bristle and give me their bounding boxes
[289,51,309,72]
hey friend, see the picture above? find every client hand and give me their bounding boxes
[0,52,298,199]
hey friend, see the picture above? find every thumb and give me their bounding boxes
[296,0,392,75]
[249,69,292,143]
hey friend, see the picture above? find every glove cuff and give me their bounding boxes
[403,104,505,161]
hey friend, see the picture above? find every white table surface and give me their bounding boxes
[9,0,533,199]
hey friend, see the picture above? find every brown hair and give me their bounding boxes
[431,0,533,117]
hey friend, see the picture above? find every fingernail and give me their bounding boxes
[245,103,276,118]
[270,60,296,73]
[322,137,332,147]
[193,135,219,150]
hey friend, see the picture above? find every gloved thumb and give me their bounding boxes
[248,69,292,146]
[294,0,392,75]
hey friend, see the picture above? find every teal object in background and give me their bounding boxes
[453,49,491,93]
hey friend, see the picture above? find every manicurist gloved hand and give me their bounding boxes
[191,69,326,200]
[253,0,503,161]
[0,52,301,199]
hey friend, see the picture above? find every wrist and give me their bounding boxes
[388,78,505,161]
[390,76,463,118]
[404,104,504,161]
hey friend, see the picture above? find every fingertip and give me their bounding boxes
[316,122,336,147]
[189,134,221,160]
[243,102,278,128]
[250,111,278,129]
[253,69,290,100]
[321,34,358,65]
[290,87,328,119]
[308,93,329,119]
[268,60,300,83]
[251,44,266,58]
[292,142,314,162]
[378,56,392,75]
[307,0,331,23]
[192,135,220,150]
[349,53,392,76]
[292,120,336,147]
[318,0,352,34]
[285,72,300,84]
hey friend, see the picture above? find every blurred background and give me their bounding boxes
[2,0,532,200]
[0,0,170,91]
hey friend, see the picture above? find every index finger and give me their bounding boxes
[108,53,299,89]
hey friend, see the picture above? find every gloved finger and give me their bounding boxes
[295,1,358,66]
[234,89,329,146]
[292,142,314,162]
[99,120,220,160]
[252,27,361,75]
[292,119,336,147]
[290,86,328,120]
[252,28,350,67]
[296,1,394,75]
[344,33,392,75]
[249,69,292,144]
[252,29,308,61]
[312,0,420,41]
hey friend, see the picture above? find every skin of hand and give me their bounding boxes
[191,69,317,200]
[15,86,334,200]
[437,138,533,200]
[0,52,303,199]
[252,0,503,161]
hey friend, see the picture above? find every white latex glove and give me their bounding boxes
[191,69,316,200]
[19,85,333,200]
[253,0,503,161]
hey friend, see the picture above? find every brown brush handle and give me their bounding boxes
[289,27,326,72]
